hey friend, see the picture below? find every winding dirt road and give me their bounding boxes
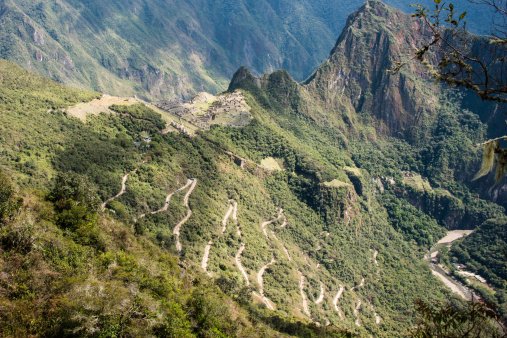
[136,179,193,221]
[315,283,325,304]
[101,170,138,210]
[203,199,236,274]
[202,241,213,275]
[351,278,365,291]
[333,286,345,319]
[298,270,313,320]
[173,179,198,253]
[222,203,234,233]
[370,303,381,324]
[258,258,276,310]
[236,243,249,286]
[354,299,362,327]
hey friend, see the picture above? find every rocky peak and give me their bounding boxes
[228,66,261,92]
[305,0,435,137]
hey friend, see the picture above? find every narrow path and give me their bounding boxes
[315,283,325,304]
[373,250,380,275]
[173,179,198,253]
[101,170,137,210]
[271,230,292,261]
[136,179,192,222]
[222,202,234,233]
[258,258,276,310]
[232,200,241,237]
[354,299,362,327]
[235,243,249,286]
[298,270,313,319]
[152,179,192,215]
[351,277,365,291]
[203,199,236,275]
[202,241,213,275]
[279,212,287,228]
[333,286,345,319]
[370,303,381,324]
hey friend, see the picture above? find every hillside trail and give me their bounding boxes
[236,243,250,286]
[173,179,198,253]
[350,278,365,291]
[232,200,251,286]
[354,299,362,327]
[373,249,380,275]
[255,209,286,310]
[101,169,138,210]
[333,285,345,319]
[202,199,236,275]
[370,302,381,324]
[257,257,276,310]
[298,270,318,324]
[232,200,240,236]
[201,241,213,276]
[315,283,325,304]
[266,209,291,261]
[135,179,193,221]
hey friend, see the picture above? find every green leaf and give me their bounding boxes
[434,0,442,3]
[449,3,454,11]
[459,12,467,20]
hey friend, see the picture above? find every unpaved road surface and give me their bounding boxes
[136,179,192,221]
[351,278,365,291]
[258,258,276,310]
[431,269,469,299]
[298,270,312,318]
[333,286,345,319]
[315,283,325,304]
[354,299,362,327]
[102,170,137,210]
[236,243,249,285]
[202,241,213,274]
[173,179,197,252]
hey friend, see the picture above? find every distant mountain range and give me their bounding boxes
[0,0,497,100]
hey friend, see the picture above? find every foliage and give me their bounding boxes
[449,218,507,289]
[109,104,166,134]
[410,298,506,337]
[394,0,507,103]
[0,169,22,222]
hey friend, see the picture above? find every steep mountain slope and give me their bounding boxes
[0,0,496,101]
[1,1,506,337]
[0,58,353,337]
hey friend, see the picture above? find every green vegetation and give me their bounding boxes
[0,1,505,336]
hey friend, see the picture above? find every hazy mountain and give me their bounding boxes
[0,0,497,101]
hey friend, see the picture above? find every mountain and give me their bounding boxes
[0,0,497,101]
[1,0,506,336]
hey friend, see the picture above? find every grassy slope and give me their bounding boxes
[0,58,353,337]
[0,59,458,337]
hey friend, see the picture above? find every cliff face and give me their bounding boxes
[304,0,437,136]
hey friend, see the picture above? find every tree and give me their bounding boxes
[410,298,506,337]
[392,0,507,184]
[0,169,22,222]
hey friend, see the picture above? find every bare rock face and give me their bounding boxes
[305,0,436,136]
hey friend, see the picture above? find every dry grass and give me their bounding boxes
[343,166,362,176]
[322,179,351,188]
[260,157,283,171]
[67,94,140,121]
